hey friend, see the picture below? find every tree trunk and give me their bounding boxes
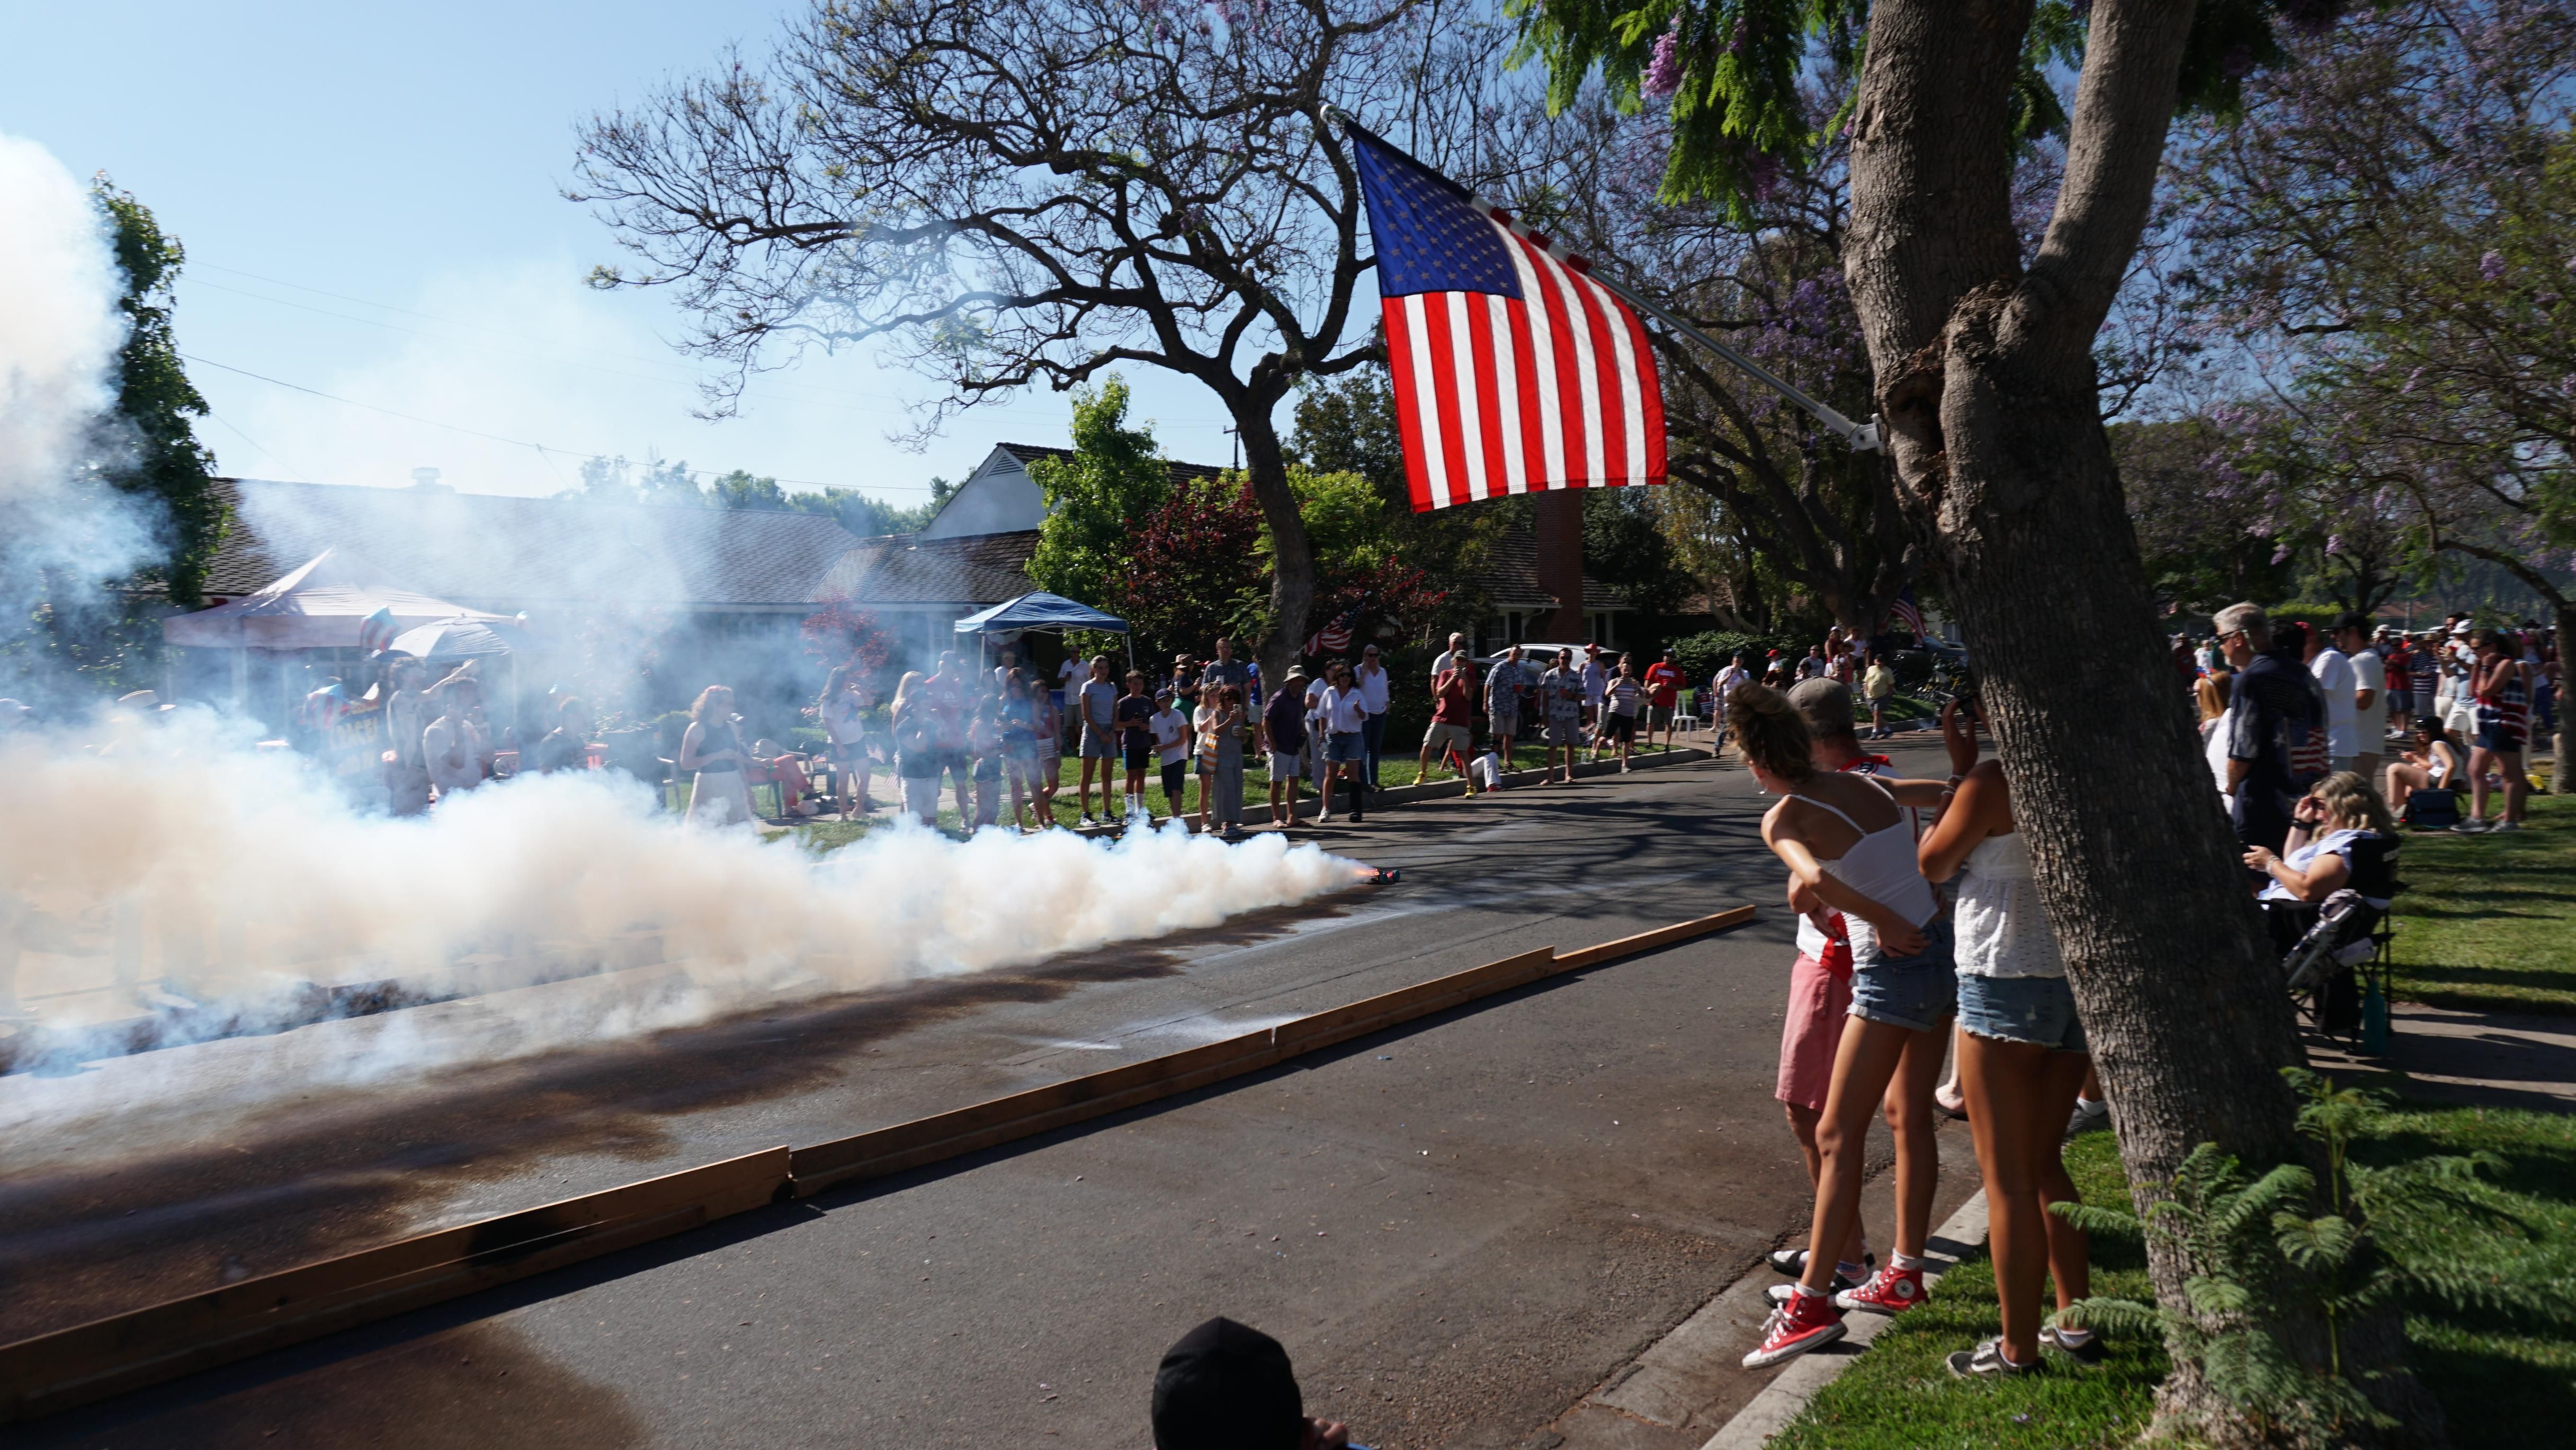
[1236,411,1317,690]
[1844,3,2441,1442]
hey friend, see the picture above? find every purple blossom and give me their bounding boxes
[2271,541,2295,565]
[2402,366,2425,394]
[1643,25,1683,99]
[2560,374,2576,398]
[1746,149,1782,201]
[2325,533,2345,555]
[2481,250,2508,281]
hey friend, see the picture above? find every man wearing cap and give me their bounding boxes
[1261,664,1311,829]
[2215,601,2328,855]
[1151,1316,1352,1450]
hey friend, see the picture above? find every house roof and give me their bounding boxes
[1483,522,1632,612]
[813,529,1044,607]
[991,442,1229,490]
[200,478,864,610]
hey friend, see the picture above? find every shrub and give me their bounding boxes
[1669,629,1805,682]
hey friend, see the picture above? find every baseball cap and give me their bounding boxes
[1152,1317,1304,1450]
[2450,621,2472,635]
[1786,678,1856,736]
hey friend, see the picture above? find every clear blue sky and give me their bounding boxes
[2,2,1249,502]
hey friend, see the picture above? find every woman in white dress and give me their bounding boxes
[678,685,753,826]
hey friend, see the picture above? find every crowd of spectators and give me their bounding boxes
[1731,602,2556,1378]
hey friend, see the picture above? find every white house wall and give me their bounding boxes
[920,451,1045,538]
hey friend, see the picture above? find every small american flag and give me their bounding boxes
[1346,122,1665,512]
[1304,597,1367,657]
[1887,590,1925,638]
[357,606,399,655]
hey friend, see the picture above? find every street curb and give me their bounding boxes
[1694,1190,1992,1450]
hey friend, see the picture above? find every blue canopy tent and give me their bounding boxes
[952,592,1132,674]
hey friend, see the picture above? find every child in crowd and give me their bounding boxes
[1150,689,1191,823]
[1116,670,1156,821]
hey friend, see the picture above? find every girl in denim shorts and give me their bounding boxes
[1731,685,1955,1369]
[1919,752,2098,1378]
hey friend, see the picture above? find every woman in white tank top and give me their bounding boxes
[1731,685,1956,1370]
[1917,754,2097,1377]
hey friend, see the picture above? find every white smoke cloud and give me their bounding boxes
[0,716,1358,1162]
[0,132,153,628]
[0,137,1361,1168]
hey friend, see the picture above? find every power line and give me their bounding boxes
[184,259,1245,429]
[179,353,942,493]
[184,275,915,421]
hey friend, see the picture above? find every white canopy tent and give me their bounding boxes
[163,548,512,708]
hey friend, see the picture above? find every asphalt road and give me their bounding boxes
[19,736,1974,1449]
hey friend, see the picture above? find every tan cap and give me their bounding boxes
[1786,678,1856,736]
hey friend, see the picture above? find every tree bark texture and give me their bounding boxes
[1236,411,1317,690]
[1844,2,2440,1442]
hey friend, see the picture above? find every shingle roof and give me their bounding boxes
[1482,521,1631,611]
[812,530,1043,607]
[993,442,1229,489]
[200,478,864,610]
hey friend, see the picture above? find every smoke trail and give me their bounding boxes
[0,133,152,631]
[0,716,1357,1159]
[0,137,1362,1163]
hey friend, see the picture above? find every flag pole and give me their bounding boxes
[1577,268,1883,454]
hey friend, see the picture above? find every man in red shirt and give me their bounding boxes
[1643,648,1686,752]
[1416,654,1480,793]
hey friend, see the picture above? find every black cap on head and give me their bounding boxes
[2335,611,2372,634]
[1152,1318,1304,1450]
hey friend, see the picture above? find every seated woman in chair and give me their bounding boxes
[2380,715,2463,817]
[2243,771,2399,950]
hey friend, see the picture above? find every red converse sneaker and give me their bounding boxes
[1742,1288,1845,1368]
[1833,1263,1926,1314]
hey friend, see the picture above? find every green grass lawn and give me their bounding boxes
[1773,1127,2165,1450]
[767,731,1714,849]
[1779,786,2576,1447]
[1777,1106,2576,1449]
[2387,793,2576,1016]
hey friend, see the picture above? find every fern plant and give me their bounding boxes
[2051,1069,2511,1440]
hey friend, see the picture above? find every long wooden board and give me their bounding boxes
[0,1147,791,1422]
[0,904,1753,1423]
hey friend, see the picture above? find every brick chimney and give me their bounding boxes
[1533,489,1587,643]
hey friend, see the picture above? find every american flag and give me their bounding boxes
[1346,122,1666,513]
[1887,589,1925,638]
[1304,597,1368,657]
[357,605,399,656]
